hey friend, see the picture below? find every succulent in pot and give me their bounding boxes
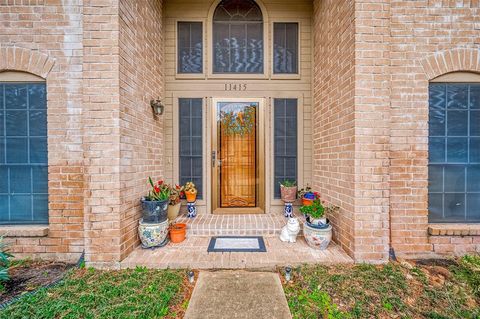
[183,182,197,203]
[280,179,297,203]
[141,177,171,223]
[167,183,184,221]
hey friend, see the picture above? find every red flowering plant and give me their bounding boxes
[145,177,170,201]
[168,183,184,206]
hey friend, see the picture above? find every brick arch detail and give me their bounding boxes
[419,47,480,81]
[0,46,55,79]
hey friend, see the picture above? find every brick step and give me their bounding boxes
[175,214,296,236]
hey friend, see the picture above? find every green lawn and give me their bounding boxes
[2,256,479,319]
[283,255,480,319]
[0,267,190,319]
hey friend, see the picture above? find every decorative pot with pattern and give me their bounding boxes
[138,219,169,248]
[141,198,169,223]
[280,185,297,203]
[303,221,332,250]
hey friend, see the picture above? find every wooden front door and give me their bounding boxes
[212,100,264,212]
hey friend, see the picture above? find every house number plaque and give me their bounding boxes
[224,83,247,91]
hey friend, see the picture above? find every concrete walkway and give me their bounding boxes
[184,270,292,319]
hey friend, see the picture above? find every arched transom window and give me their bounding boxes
[213,0,264,74]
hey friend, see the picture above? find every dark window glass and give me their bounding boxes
[273,23,298,74]
[274,98,297,198]
[179,98,203,198]
[428,83,480,222]
[177,22,203,74]
[213,0,263,74]
[0,83,48,224]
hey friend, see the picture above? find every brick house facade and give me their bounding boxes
[0,0,478,267]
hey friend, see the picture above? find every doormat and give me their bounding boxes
[207,236,266,252]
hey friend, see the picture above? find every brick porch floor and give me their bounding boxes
[121,213,353,269]
[121,236,353,269]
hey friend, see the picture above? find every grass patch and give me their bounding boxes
[283,257,480,319]
[0,266,190,319]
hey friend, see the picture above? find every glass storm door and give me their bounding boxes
[212,100,264,212]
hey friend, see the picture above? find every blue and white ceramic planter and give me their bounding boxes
[284,202,293,218]
[187,201,197,218]
[303,221,332,250]
[138,218,169,248]
[141,198,169,223]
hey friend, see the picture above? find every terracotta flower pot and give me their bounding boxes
[170,223,187,243]
[185,190,197,203]
[280,185,297,203]
[302,197,313,206]
[167,202,181,221]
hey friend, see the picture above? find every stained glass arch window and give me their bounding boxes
[212,0,264,74]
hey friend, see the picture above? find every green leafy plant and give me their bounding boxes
[0,237,13,290]
[280,180,297,187]
[145,177,170,201]
[299,198,325,219]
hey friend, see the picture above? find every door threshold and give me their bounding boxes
[213,207,264,214]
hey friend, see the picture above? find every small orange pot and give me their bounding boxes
[302,197,313,206]
[185,190,197,203]
[170,223,187,243]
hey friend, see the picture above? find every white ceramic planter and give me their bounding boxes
[303,222,332,250]
[138,219,169,248]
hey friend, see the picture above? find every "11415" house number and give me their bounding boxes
[224,83,247,91]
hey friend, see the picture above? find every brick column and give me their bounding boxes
[83,0,123,266]
[313,0,391,263]
[352,0,391,262]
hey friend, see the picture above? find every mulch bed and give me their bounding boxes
[0,260,72,304]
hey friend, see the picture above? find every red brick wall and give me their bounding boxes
[119,0,164,260]
[0,3,84,262]
[389,0,480,258]
[312,0,356,257]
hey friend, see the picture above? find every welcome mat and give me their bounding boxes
[207,236,266,252]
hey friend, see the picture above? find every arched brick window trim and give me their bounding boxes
[0,47,55,79]
[420,48,480,81]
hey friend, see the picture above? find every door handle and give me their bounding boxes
[212,151,216,167]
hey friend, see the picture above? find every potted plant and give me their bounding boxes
[299,193,335,250]
[141,177,171,223]
[299,194,326,226]
[138,177,171,248]
[297,185,314,206]
[184,182,197,203]
[167,183,184,221]
[169,223,187,243]
[280,179,297,203]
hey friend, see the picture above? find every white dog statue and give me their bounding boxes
[279,217,300,243]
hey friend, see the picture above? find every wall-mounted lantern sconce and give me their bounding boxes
[150,99,164,116]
